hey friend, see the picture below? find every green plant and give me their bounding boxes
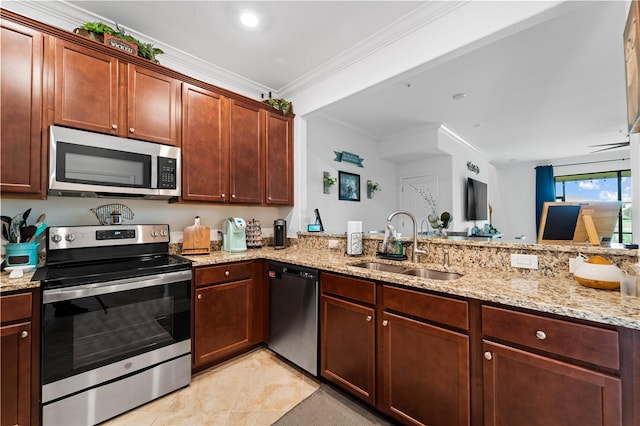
[77,22,164,62]
[266,98,292,116]
[367,181,381,192]
[323,174,337,186]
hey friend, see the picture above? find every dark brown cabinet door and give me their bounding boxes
[483,340,622,426]
[127,65,180,146]
[228,99,263,203]
[381,312,470,426]
[264,111,293,205]
[181,84,228,201]
[193,279,252,368]
[1,322,32,426]
[321,294,375,405]
[54,39,118,135]
[1,21,44,196]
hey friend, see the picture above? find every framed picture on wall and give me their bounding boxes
[339,171,360,201]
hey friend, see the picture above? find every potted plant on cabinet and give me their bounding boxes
[265,98,292,116]
[74,22,164,62]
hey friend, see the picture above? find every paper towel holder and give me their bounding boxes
[345,231,364,257]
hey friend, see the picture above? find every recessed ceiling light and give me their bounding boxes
[240,12,259,27]
[452,93,466,100]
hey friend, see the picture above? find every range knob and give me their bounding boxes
[65,234,76,242]
[51,234,62,243]
[160,230,167,237]
[151,230,158,237]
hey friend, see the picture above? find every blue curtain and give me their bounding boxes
[535,165,556,232]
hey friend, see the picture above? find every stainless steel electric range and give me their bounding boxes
[33,224,192,426]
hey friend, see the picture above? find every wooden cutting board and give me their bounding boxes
[182,216,210,255]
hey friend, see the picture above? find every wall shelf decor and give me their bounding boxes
[367,180,380,198]
[323,172,337,194]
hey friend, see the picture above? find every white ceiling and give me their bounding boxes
[21,1,632,165]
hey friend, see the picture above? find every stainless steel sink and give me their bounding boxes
[350,262,408,274]
[350,262,463,281]
[402,269,463,280]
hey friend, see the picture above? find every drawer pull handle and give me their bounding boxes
[535,330,547,340]
[197,294,202,300]
[129,127,135,133]
[366,315,372,322]
[225,271,230,276]
[20,330,29,339]
[484,351,492,360]
[111,124,118,130]
[221,193,225,198]
[382,320,388,326]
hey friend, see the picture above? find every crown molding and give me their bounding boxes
[277,1,469,98]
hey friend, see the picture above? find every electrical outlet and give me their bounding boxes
[510,254,538,269]
[328,239,339,249]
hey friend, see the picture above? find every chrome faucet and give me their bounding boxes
[387,210,427,263]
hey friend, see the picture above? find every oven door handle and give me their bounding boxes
[42,269,192,303]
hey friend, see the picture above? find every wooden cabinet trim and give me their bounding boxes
[482,305,620,370]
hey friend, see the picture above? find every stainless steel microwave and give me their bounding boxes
[49,126,181,199]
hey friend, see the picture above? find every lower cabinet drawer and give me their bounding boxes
[482,305,619,370]
[320,272,375,304]
[383,285,468,330]
[195,261,253,287]
[1,292,32,323]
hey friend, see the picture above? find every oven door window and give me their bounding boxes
[42,280,190,385]
[57,142,151,188]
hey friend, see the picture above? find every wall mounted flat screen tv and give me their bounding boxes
[466,177,488,221]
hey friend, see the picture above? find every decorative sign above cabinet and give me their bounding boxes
[334,151,364,167]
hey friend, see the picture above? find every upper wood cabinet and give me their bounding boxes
[54,39,180,146]
[265,110,293,205]
[181,83,229,202]
[228,99,264,204]
[0,20,45,197]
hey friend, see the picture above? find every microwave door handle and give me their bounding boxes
[43,269,192,303]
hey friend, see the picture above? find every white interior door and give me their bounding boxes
[398,175,439,236]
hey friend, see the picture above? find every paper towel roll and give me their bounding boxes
[347,221,363,255]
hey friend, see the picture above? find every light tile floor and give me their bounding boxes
[103,347,321,426]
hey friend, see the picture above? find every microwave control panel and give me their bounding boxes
[158,157,177,189]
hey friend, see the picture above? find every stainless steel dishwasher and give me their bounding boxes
[268,261,319,376]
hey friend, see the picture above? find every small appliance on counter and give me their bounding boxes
[222,218,247,252]
[274,219,286,249]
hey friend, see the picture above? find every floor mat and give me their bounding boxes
[272,384,395,425]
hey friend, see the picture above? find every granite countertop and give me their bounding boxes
[3,246,639,330]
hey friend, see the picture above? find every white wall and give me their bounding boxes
[306,116,397,233]
[494,150,635,242]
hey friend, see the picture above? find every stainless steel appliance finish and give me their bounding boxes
[268,261,318,375]
[49,125,181,199]
[36,224,192,426]
[274,219,286,249]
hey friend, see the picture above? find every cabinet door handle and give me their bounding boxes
[484,351,492,360]
[221,193,225,198]
[366,315,372,322]
[197,294,202,300]
[129,128,135,133]
[111,124,118,130]
[20,330,28,338]
[268,196,272,200]
[382,320,388,326]
[224,271,230,276]
[535,330,547,340]
[232,194,236,198]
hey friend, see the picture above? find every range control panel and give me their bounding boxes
[47,224,170,250]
